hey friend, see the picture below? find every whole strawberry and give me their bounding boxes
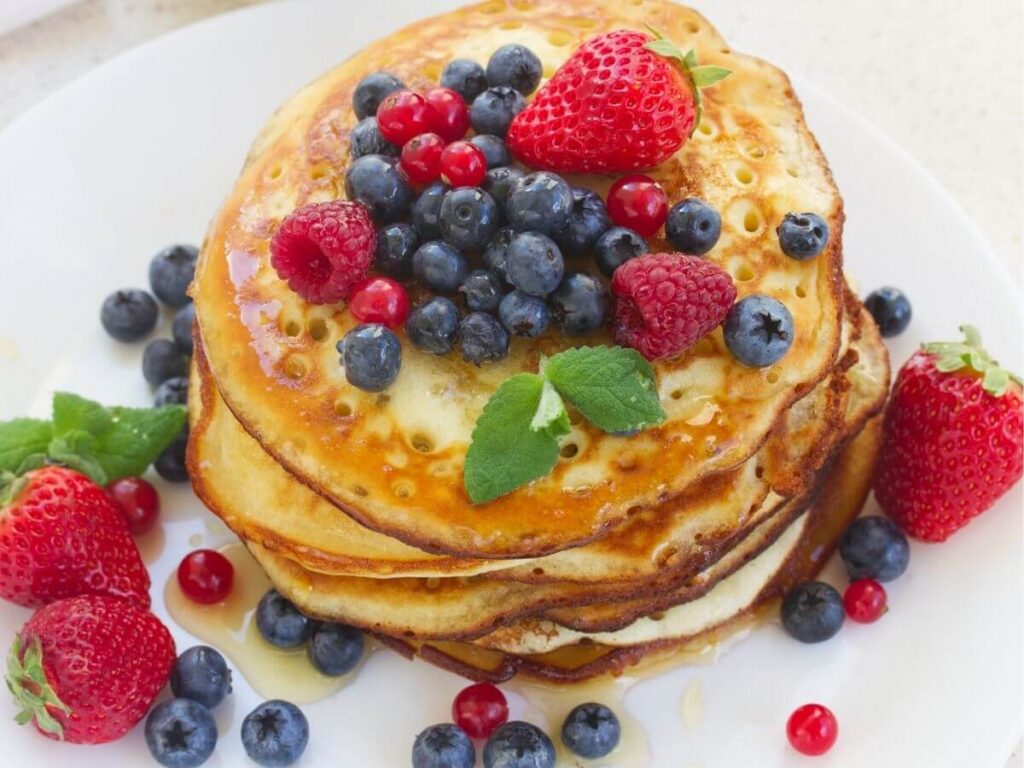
[6,595,175,743]
[507,28,729,173]
[0,467,150,608]
[875,326,1023,542]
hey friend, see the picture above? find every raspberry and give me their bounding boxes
[270,200,376,304]
[611,252,736,361]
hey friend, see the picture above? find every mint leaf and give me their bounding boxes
[544,346,666,433]
[0,419,52,473]
[464,374,561,504]
[48,431,107,484]
[52,392,113,439]
[530,380,571,440]
[89,404,187,481]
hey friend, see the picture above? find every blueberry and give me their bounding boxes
[353,71,404,119]
[483,227,515,284]
[483,721,556,768]
[839,516,910,582]
[376,222,419,280]
[308,622,364,676]
[506,232,564,297]
[155,376,189,407]
[723,295,794,367]
[441,59,488,104]
[561,703,620,759]
[338,323,402,392]
[170,646,232,709]
[406,297,461,355]
[440,187,500,252]
[470,86,526,138]
[145,698,217,768]
[412,241,469,294]
[486,44,543,95]
[412,182,449,241]
[506,172,573,236]
[460,269,505,313]
[256,589,315,649]
[172,303,195,355]
[470,135,511,168]
[155,427,189,482]
[864,287,912,338]
[549,272,610,336]
[484,167,524,212]
[241,700,309,768]
[144,338,190,387]
[777,212,829,260]
[350,116,398,159]
[459,312,509,365]
[780,581,845,643]
[345,154,413,224]
[413,723,475,768]
[665,198,721,255]
[149,245,198,309]
[554,188,611,258]
[593,227,648,278]
[499,290,550,338]
[100,289,158,342]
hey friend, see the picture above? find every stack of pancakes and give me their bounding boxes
[188,0,890,682]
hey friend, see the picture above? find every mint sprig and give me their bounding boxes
[464,347,667,504]
[0,392,186,485]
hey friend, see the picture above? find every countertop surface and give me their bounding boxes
[1,1,1021,765]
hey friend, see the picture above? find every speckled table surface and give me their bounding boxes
[0,1,1021,764]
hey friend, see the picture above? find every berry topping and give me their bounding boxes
[400,132,445,184]
[723,294,794,368]
[376,89,437,146]
[270,199,376,304]
[561,702,621,759]
[839,516,910,582]
[440,187,500,250]
[413,724,475,768]
[452,682,509,739]
[593,226,648,278]
[338,323,402,392]
[349,116,398,159]
[550,272,610,336]
[483,722,556,768]
[178,549,234,605]
[155,375,189,407]
[425,87,471,143]
[353,71,405,119]
[612,252,736,360]
[483,226,515,283]
[375,222,419,280]
[146,698,218,768]
[241,700,309,768]
[787,704,838,757]
[256,589,315,649]
[505,171,574,236]
[483,167,524,211]
[470,86,526,138]
[100,289,158,342]
[864,286,912,338]
[777,212,829,260]
[308,622,364,676]
[106,475,160,535]
[345,154,414,224]
[499,290,550,338]
[554,187,611,258]
[844,578,888,623]
[406,297,462,356]
[874,326,1023,541]
[172,303,195,355]
[607,174,668,238]
[347,276,410,329]
[460,269,505,313]
[486,44,543,95]
[155,428,189,483]
[440,140,488,188]
[470,134,511,168]
[780,581,845,643]
[506,232,565,297]
[665,198,721,255]
[459,312,510,365]
[170,645,233,709]
[441,59,488,104]
[149,244,198,309]
[413,240,470,294]
[143,338,189,388]
[412,181,449,241]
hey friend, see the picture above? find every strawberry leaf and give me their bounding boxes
[923,326,1021,397]
[690,65,732,88]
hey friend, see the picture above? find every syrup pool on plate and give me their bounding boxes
[165,543,373,705]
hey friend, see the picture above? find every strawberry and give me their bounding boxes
[0,467,150,608]
[6,595,175,743]
[874,326,1023,542]
[506,28,730,174]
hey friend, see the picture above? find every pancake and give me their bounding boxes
[192,0,846,558]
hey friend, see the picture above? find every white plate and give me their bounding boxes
[0,2,1020,766]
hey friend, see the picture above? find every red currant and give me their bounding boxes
[106,476,160,535]
[376,90,437,146]
[440,141,487,188]
[177,549,234,605]
[452,682,509,739]
[606,174,668,237]
[400,133,445,184]
[843,578,888,623]
[425,87,470,143]
[348,277,410,328]
[787,703,838,756]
